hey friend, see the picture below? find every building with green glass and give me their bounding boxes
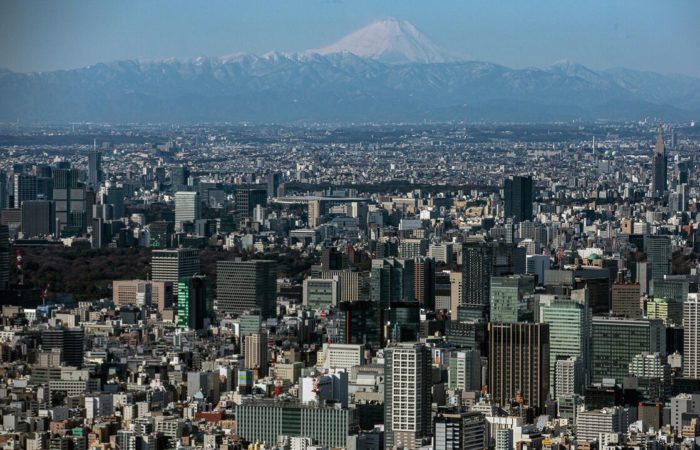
[538,296,591,395]
[590,316,665,384]
[489,275,535,323]
[176,275,208,331]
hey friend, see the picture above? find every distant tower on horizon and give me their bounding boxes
[88,139,102,187]
[651,125,667,197]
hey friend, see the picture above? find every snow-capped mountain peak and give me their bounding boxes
[309,18,461,64]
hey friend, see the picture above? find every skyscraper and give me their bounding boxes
[0,171,7,211]
[104,185,125,219]
[539,297,591,395]
[0,225,9,290]
[216,259,277,318]
[460,241,493,319]
[177,275,208,331]
[53,168,86,235]
[151,248,200,286]
[234,188,267,223]
[384,342,432,450]
[413,256,436,309]
[267,172,281,198]
[590,316,665,384]
[488,322,550,411]
[21,200,55,237]
[503,175,534,223]
[646,235,671,281]
[88,145,102,187]
[370,258,415,308]
[244,331,269,378]
[13,173,37,208]
[489,274,535,323]
[171,166,190,192]
[683,294,700,379]
[175,191,201,230]
[651,125,667,196]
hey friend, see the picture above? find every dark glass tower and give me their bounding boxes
[651,126,667,196]
[503,175,534,223]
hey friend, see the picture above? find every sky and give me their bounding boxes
[1,0,699,76]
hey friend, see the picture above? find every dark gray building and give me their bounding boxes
[503,175,534,223]
[21,200,55,237]
[216,259,277,318]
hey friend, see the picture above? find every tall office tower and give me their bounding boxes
[337,301,381,348]
[449,272,462,319]
[53,168,86,235]
[244,331,269,378]
[42,327,84,368]
[414,256,436,309]
[683,294,700,379]
[460,241,493,319]
[488,322,550,411]
[321,247,346,270]
[88,145,102,187]
[370,258,416,308]
[13,173,37,208]
[0,171,7,210]
[171,166,190,192]
[177,275,208,331]
[611,282,642,318]
[539,298,591,395]
[384,343,432,450]
[104,185,125,219]
[503,175,534,223]
[646,235,671,280]
[267,172,281,198]
[175,191,201,230]
[21,200,55,237]
[489,274,535,323]
[0,225,8,289]
[590,316,665,384]
[308,200,321,228]
[433,409,486,450]
[651,126,667,196]
[448,350,482,391]
[235,188,267,223]
[216,260,277,318]
[151,248,200,286]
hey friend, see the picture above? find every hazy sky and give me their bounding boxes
[1,0,698,76]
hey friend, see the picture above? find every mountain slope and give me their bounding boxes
[310,18,460,64]
[0,54,698,123]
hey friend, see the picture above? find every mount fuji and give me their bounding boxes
[310,18,462,64]
[1,19,699,123]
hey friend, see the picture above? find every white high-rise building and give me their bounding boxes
[175,191,200,231]
[384,342,431,450]
[683,294,700,379]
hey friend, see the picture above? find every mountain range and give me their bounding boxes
[1,18,698,123]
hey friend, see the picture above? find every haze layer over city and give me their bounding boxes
[0,2,699,450]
